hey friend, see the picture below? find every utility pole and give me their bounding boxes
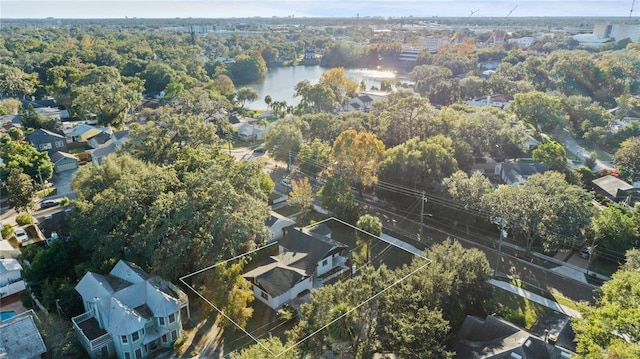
[419,192,426,241]
[288,150,292,173]
[494,219,505,277]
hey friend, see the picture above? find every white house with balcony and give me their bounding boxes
[244,227,348,310]
[72,260,189,359]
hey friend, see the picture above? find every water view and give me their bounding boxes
[246,66,402,110]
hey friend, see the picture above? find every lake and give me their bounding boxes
[246,66,402,111]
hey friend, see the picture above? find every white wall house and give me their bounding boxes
[73,260,189,359]
[244,229,348,310]
[265,212,296,242]
[0,258,26,298]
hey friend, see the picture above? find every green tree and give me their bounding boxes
[296,139,330,176]
[287,177,314,215]
[6,168,35,213]
[442,170,491,211]
[319,67,358,106]
[355,214,382,265]
[591,205,638,253]
[235,87,259,108]
[574,266,640,357]
[509,91,567,133]
[71,66,141,127]
[263,116,305,163]
[378,137,458,196]
[140,62,175,94]
[319,174,361,224]
[331,129,385,188]
[264,94,272,110]
[294,80,337,114]
[71,153,270,281]
[485,172,593,252]
[614,137,640,181]
[622,248,640,271]
[1,139,54,184]
[200,262,254,329]
[532,141,570,173]
[230,336,298,359]
[228,53,267,85]
[0,64,36,98]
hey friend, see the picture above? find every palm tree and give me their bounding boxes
[264,95,272,111]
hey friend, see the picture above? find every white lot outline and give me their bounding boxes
[180,217,431,357]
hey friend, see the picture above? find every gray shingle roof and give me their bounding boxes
[75,260,182,336]
[0,313,47,359]
[592,175,633,198]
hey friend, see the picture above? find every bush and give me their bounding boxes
[59,197,71,206]
[16,213,34,225]
[1,224,14,239]
[173,334,187,350]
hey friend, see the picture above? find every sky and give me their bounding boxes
[0,0,636,19]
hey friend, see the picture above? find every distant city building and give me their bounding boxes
[593,22,640,42]
[508,36,535,48]
[425,36,449,52]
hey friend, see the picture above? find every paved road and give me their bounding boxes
[359,198,598,305]
[555,128,613,171]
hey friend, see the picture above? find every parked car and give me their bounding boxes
[580,246,591,259]
[41,199,60,209]
[14,228,28,242]
[281,178,292,188]
[253,147,266,154]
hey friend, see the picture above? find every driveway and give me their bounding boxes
[555,129,613,171]
[49,168,78,199]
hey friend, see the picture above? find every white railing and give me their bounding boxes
[90,333,112,349]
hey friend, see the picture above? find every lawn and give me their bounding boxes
[576,139,613,161]
[503,278,581,312]
[491,286,559,328]
[222,298,296,354]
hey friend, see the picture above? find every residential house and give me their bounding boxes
[33,106,69,120]
[88,131,129,165]
[49,151,79,173]
[237,122,271,142]
[27,129,67,154]
[64,124,111,143]
[495,159,547,186]
[244,229,348,310]
[607,107,640,134]
[0,240,20,259]
[347,95,374,112]
[451,315,574,358]
[73,260,189,359]
[0,114,21,125]
[465,94,513,110]
[0,311,47,359]
[265,212,296,242]
[0,258,26,298]
[304,46,317,60]
[87,131,113,149]
[592,175,640,206]
[508,36,536,48]
[0,121,23,135]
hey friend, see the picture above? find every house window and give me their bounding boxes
[161,334,168,343]
[55,140,64,148]
[171,330,177,342]
[261,291,268,300]
[135,348,142,359]
[322,259,328,266]
[132,331,140,342]
[159,317,165,325]
[39,143,52,150]
[124,353,131,359]
[121,335,128,344]
[168,313,176,323]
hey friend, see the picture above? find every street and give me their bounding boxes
[357,196,598,304]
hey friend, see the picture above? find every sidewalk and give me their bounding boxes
[489,279,581,318]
